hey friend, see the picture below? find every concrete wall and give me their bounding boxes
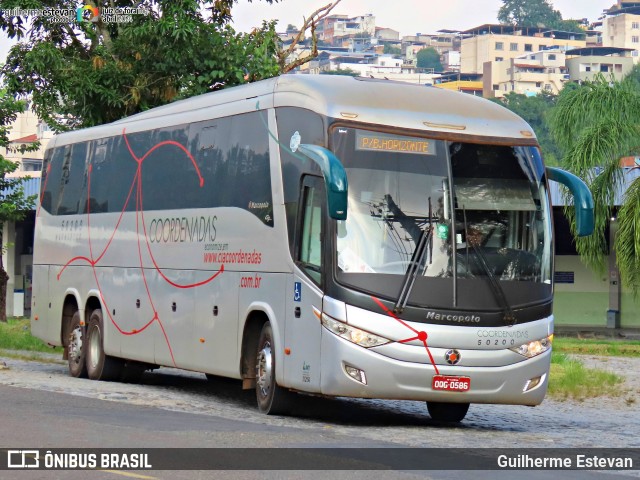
[566,55,634,82]
[3,217,35,319]
[2,221,16,317]
[603,13,640,62]
[461,34,585,74]
[554,255,639,328]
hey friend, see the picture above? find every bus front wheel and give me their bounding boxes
[255,323,292,415]
[67,311,88,378]
[86,309,123,381]
[426,401,470,423]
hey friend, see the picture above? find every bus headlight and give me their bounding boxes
[321,313,390,348]
[510,335,552,358]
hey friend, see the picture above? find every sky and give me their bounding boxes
[231,0,613,35]
[0,0,614,63]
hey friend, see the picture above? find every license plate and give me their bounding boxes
[432,375,471,392]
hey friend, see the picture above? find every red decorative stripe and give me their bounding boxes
[371,296,440,375]
[57,128,227,368]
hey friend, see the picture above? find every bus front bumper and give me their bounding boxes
[320,331,551,405]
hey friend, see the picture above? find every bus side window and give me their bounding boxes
[298,177,325,285]
[56,143,89,215]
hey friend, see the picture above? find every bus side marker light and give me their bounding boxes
[34,316,38,321]
[344,364,367,385]
[423,121,466,131]
[199,338,205,343]
[284,348,291,355]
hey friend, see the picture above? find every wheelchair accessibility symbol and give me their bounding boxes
[294,282,301,302]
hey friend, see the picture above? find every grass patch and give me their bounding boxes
[0,318,60,353]
[553,337,640,357]
[0,349,63,364]
[548,351,625,401]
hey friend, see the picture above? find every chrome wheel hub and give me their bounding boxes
[256,341,273,397]
[89,326,100,369]
[69,326,83,364]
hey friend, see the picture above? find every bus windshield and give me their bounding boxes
[331,127,552,311]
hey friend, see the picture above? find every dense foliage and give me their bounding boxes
[550,74,640,293]
[321,68,360,77]
[0,0,282,131]
[498,0,584,32]
[383,44,402,55]
[493,92,561,165]
[416,47,443,71]
[0,92,38,322]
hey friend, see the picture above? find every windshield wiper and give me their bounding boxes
[394,198,433,314]
[462,206,517,326]
[469,243,516,326]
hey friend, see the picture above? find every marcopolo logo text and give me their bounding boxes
[426,311,481,323]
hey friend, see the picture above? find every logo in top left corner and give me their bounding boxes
[76,5,100,22]
[7,450,39,469]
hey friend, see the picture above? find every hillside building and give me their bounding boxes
[460,24,586,75]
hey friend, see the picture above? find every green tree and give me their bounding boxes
[321,68,360,77]
[493,91,561,165]
[550,75,640,293]
[416,47,443,71]
[556,19,584,33]
[0,0,343,131]
[383,44,402,55]
[0,93,38,322]
[498,0,562,27]
[498,0,582,32]
[0,0,281,131]
[622,62,640,90]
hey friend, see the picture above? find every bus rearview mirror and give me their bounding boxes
[296,144,348,221]
[546,167,594,237]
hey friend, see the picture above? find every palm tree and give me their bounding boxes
[550,74,640,294]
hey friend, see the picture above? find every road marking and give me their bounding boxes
[100,470,158,480]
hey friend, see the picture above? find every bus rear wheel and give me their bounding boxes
[426,401,470,423]
[86,309,123,381]
[255,323,292,415]
[67,311,88,378]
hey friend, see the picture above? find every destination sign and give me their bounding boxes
[356,131,435,155]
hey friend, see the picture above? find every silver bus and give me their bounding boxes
[32,75,593,422]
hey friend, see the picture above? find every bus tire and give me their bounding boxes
[67,311,88,378]
[426,401,470,423]
[255,323,292,415]
[86,309,123,381]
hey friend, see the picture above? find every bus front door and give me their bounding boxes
[283,176,325,392]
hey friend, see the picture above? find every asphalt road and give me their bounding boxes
[0,384,636,480]
[0,354,639,479]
